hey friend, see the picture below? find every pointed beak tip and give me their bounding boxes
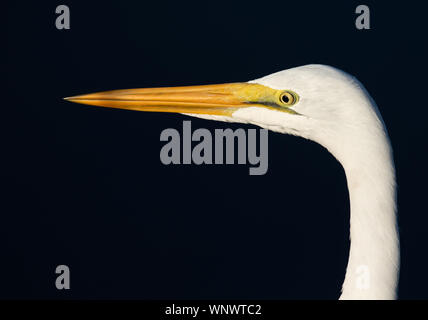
[64,96,80,103]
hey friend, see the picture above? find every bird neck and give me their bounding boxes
[338,129,399,300]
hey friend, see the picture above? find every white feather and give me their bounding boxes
[187,65,399,299]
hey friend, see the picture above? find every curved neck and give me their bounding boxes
[338,132,399,299]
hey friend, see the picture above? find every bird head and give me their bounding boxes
[65,64,382,160]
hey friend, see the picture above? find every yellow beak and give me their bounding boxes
[64,82,289,116]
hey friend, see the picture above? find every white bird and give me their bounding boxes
[65,64,400,300]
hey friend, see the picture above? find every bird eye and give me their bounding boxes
[279,91,296,106]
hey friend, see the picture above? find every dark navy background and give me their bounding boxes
[3,1,427,299]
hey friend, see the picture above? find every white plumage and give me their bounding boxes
[191,65,400,299]
[66,64,400,299]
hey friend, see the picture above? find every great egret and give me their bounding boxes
[65,64,399,300]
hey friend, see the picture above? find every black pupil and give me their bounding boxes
[281,94,290,103]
